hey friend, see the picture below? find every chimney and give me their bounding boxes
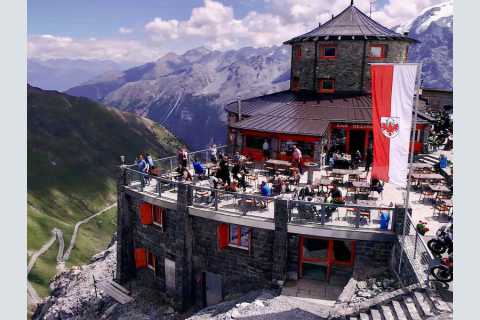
[237,96,242,122]
[403,31,409,37]
[319,22,322,27]
[331,14,334,20]
[351,0,354,6]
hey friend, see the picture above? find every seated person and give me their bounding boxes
[272,174,284,195]
[192,159,205,175]
[329,182,344,204]
[371,178,384,194]
[232,161,249,191]
[225,180,239,192]
[289,170,300,186]
[260,181,272,197]
[233,151,242,163]
[298,185,315,200]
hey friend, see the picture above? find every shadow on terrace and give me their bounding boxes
[120,146,396,233]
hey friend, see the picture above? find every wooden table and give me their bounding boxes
[332,169,361,176]
[352,181,370,189]
[410,163,432,169]
[265,159,292,168]
[356,199,377,206]
[313,178,331,193]
[411,173,444,181]
[428,184,450,193]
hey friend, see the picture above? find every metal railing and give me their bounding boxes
[399,212,435,284]
[288,199,395,231]
[191,184,275,219]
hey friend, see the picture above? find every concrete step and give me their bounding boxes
[391,300,408,320]
[370,309,382,320]
[380,305,396,320]
[413,291,435,317]
[359,313,370,320]
[426,290,452,313]
[402,295,423,320]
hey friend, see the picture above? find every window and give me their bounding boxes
[294,45,302,60]
[320,45,337,60]
[292,76,300,91]
[218,223,251,250]
[368,44,386,59]
[245,135,266,150]
[319,79,335,93]
[153,206,165,227]
[147,249,156,271]
[139,202,165,229]
[135,247,157,272]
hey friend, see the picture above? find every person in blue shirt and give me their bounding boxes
[137,154,148,186]
[260,181,272,197]
[192,159,205,175]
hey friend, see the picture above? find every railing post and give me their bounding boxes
[320,205,326,225]
[413,232,418,259]
[355,208,361,228]
[214,190,218,211]
[170,158,173,172]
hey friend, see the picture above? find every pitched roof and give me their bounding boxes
[284,4,417,44]
[227,90,431,137]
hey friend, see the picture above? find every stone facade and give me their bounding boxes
[117,177,418,311]
[290,40,410,93]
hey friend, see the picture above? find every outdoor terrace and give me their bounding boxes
[121,146,452,240]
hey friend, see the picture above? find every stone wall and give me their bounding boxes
[355,240,394,269]
[191,216,276,300]
[290,40,410,93]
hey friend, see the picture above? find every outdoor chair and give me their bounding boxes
[433,203,450,217]
[419,185,435,203]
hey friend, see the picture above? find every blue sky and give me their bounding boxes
[28,0,442,63]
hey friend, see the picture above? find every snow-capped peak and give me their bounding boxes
[415,0,453,33]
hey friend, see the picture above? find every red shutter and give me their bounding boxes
[140,202,153,225]
[135,248,147,268]
[217,223,229,250]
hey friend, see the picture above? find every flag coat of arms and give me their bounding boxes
[371,64,419,187]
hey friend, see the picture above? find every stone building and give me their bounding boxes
[226,2,432,162]
[116,2,429,313]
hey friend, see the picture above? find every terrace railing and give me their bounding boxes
[191,184,274,220]
[398,212,436,284]
[288,199,395,231]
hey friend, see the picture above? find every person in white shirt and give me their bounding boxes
[210,144,218,163]
[262,140,270,160]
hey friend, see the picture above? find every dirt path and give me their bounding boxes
[27,203,117,304]
[27,229,58,274]
[62,203,117,262]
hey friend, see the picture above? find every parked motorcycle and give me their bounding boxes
[427,224,453,255]
[430,255,453,283]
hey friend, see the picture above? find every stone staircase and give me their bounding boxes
[343,288,452,320]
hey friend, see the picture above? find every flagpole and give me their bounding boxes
[398,62,422,275]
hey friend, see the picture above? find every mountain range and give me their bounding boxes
[57,2,453,149]
[27,85,182,297]
[66,46,291,149]
[28,59,130,91]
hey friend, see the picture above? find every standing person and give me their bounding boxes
[217,156,231,185]
[210,144,218,163]
[178,148,188,169]
[146,153,155,175]
[365,148,373,173]
[292,145,303,174]
[136,154,148,186]
[262,139,270,160]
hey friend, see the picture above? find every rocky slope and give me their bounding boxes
[28,85,183,296]
[66,46,291,149]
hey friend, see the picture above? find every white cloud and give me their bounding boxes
[118,27,133,34]
[29,0,449,63]
[144,0,444,51]
[28,35,163,63]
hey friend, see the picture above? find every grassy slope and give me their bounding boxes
[27,85,183,296]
